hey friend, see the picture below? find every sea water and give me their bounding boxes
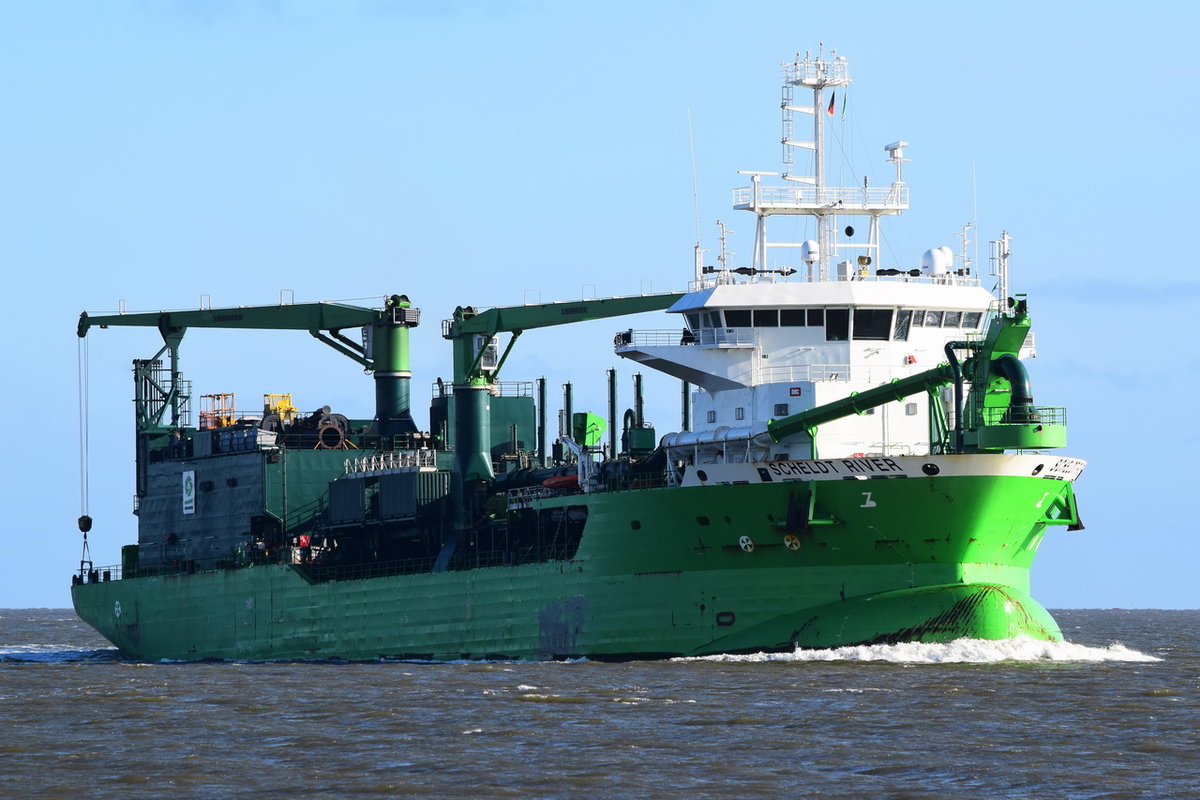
[2,609,1195,799]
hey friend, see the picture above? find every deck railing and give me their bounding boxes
[732,184,908,210]
[979,406,1067,426]
[614,328,758,349]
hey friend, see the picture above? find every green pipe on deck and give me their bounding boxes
[767,364,955,443]
[372,295,419,444]
[536,377,547,466]
[607,369,618,457]
[450,383,494,536]
[453,384,494,484]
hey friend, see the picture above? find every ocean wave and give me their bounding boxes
[678,637,1161,664]
[0,644,123,663]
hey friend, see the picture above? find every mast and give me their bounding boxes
[735,49,908,282]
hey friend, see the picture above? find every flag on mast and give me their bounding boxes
[827,92,836,116]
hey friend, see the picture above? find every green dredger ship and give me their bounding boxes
[72,51,1084,661]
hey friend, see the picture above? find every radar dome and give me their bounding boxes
[921,247,953,274]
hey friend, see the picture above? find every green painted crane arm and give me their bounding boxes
[766,306,1041,447]
[445,293,685,339]
[766,363,956,443]
[77,301,388,338]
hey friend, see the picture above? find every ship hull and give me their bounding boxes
[72,456,1081,661]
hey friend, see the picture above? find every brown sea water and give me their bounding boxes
[2,609,1196,799]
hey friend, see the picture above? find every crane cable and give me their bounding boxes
[77,336,92,573]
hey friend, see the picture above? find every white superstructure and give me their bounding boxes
[616,49,1018,466]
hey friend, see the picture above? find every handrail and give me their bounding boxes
[979,406,1067,426]
[733,184,908,210]
[615,328,758,349]
[430,380,534,399]
[344,449,437,475]
[686,271,982,291]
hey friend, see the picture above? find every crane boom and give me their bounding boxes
[77,301,394,339]
[77,295,422,442]
[444,292,684,386]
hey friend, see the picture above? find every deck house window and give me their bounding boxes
[893,309,913,341]
[963,311,983,328]
[780,309,806,326]
[944,311,963,327]
[753,309,779,327]
[923,310,944,327]
[724,309,752,327]
[853,309,893,341]
[825,309,849,341]
[806,309,825,326]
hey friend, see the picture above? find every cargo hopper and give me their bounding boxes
[71,50,1084,660]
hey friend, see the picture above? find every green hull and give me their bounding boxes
[73,466,1078,661]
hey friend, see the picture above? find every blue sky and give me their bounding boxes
[2,0,1197,610]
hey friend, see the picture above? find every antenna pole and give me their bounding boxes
[990,231,1012,312]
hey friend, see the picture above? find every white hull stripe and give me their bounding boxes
[681,454,1086,487]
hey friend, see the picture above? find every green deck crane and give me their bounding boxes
[440,292,685,484]
[77,294,421,444]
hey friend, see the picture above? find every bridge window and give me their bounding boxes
[753,309,779,327]
[893,309,913,341]
[685,312,701,330]
[853,309,893,341]
[724,309,751,327]
[807,309,825,326]
[780,309,806,326]
[905,309,985,330]
[825,309,849,341]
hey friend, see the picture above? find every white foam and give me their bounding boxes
[677,637,1161,664]
[0,643,120,662]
